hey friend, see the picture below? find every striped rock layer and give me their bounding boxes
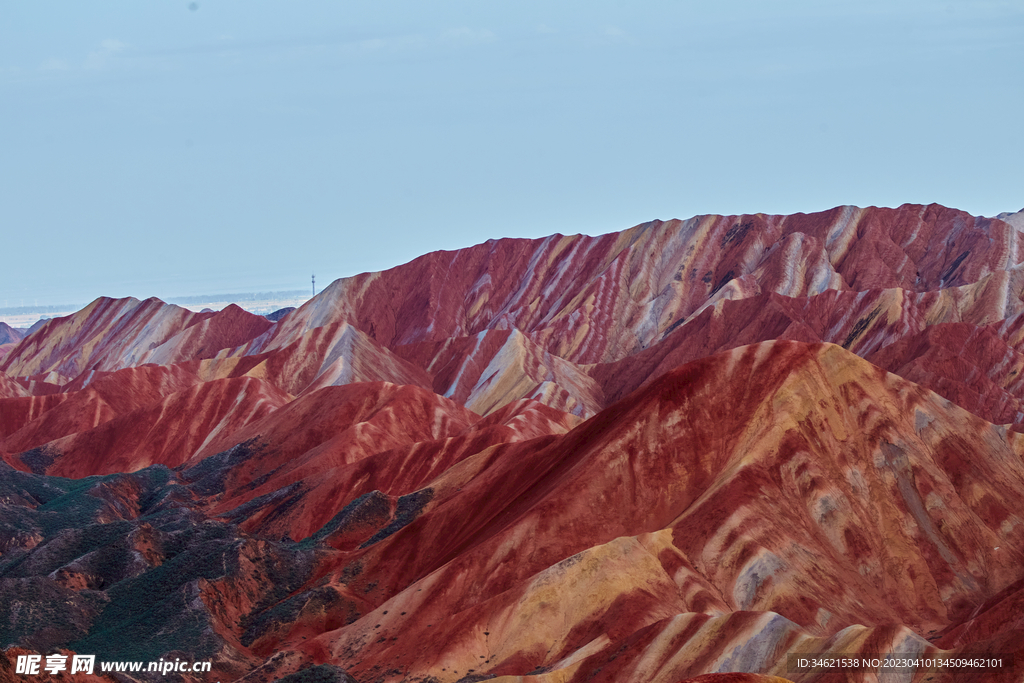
[0,203,1023,683]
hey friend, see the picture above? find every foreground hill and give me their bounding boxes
[1,203,1023,683]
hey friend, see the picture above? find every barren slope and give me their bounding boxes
[2,203,1024,683]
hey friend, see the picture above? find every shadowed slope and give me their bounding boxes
[211,400,580,544]
[179,382,482,538]
[0,324,22,347]
[0,324,24,363]
[0,462,317,683]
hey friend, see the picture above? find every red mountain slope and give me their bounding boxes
[10,376,290,477]
[0,364,203,457]
[1,203,1023,683]
[0,371,28,400]
[293,342,1023,682]
[394,328,604,417]
[0,323,22,347]
[259,204,1022,364]
[0,297,206,379]
[590,286,1024,428]
[0,323,24,362]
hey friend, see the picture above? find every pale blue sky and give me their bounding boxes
[1,1,1021,307]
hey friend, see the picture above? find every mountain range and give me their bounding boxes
[1,203,1023,683]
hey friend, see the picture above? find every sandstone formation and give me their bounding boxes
[1,203,1023,682]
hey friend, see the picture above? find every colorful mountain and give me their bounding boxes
[1,203,1022,683]
[0,323,25,363]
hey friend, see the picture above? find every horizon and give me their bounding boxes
[1,199,1022,322]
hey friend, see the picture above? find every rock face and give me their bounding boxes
[1,203,1023,683]
[0,324,25,364]
[0,324,23,347]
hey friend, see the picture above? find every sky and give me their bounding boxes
[1,1,1022,308]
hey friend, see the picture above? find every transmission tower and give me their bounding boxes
[312,273,316,297]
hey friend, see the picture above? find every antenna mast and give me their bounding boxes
[312,273,316,297]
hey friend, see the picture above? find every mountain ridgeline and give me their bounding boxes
[1,203,1023,683]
